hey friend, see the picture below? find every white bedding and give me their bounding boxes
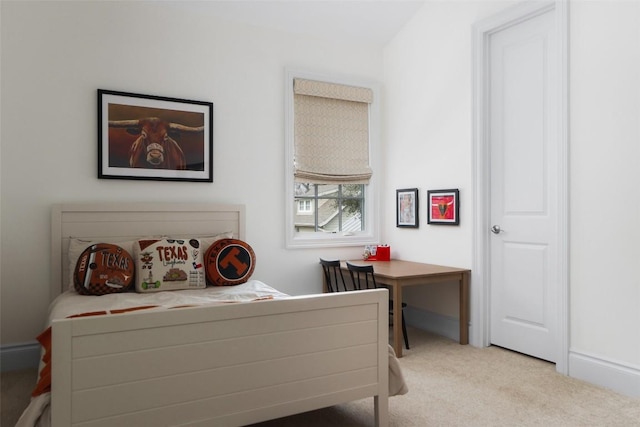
[46,279,289,324]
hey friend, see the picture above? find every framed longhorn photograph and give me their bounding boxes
[98,89,213,182]
[427,189,460,225]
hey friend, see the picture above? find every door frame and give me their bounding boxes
[471,0,569,374]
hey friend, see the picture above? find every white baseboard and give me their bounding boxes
[1,342,40,372]
[404,305,460,342]
[569,350,640,398]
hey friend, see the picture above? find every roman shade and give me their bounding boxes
[293,78,373,184]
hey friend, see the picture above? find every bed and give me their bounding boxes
[17,202,405,427]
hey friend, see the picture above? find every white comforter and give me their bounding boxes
[46,279,289,323]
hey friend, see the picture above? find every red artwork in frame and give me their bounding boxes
[427,189,460,225]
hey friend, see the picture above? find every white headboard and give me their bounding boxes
[51,203,246,300]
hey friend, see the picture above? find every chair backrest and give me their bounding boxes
[346,262,378,290]
[319,258,348,292]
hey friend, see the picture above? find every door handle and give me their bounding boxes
[491,225,503,234]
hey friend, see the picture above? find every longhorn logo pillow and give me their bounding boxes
[205,239,256,286]
[73,243,135,295]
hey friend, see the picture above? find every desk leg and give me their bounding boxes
[392,283,403,357]
[459,272,469,345]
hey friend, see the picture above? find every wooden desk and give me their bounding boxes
[341,260,470,358]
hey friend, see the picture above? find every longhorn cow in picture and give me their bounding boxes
[108,117,204,170]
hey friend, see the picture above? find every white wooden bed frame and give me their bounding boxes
[49,203,389,426]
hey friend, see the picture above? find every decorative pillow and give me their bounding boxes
[73,243,135,295]
[205,239,256,286]
[68,238,145,290]
[68,233,230,290]
[134,238,206,292]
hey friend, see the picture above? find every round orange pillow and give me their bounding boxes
[204,239,256,286]
[74,243,135,295]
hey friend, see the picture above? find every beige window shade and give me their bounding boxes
[293,78,373,184]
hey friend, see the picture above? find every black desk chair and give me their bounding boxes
[346,262,410,350]
[319,258,348,293]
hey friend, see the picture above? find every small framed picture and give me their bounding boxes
[396,188,419,228]
[427,189,460,225]
[98,89,213,182]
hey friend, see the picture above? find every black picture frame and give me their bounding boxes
[98,89,213,182]
[396,188,419,228]
[427,189,460,225]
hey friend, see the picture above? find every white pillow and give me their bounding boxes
[169,232,234,253]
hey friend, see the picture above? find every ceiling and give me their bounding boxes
[199,1,426,45]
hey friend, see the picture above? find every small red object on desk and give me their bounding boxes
[367,245,390,261]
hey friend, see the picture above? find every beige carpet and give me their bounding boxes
[250,328,640,426]
[2,327,639,426]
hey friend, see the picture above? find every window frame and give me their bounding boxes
[284,69,380,249]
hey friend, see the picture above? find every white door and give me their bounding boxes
[488,8,559,362]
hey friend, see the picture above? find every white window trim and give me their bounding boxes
[285,68,381,249]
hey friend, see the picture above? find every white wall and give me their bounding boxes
[0,1,379,345]
[568,0,640,380]
[383,1,512,318]
[384,0,640,396]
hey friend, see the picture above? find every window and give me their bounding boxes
[297,199,312,214]
[295,184,364,232]
[285,70,380,248]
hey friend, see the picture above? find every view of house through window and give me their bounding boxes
[294,183,364,233]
